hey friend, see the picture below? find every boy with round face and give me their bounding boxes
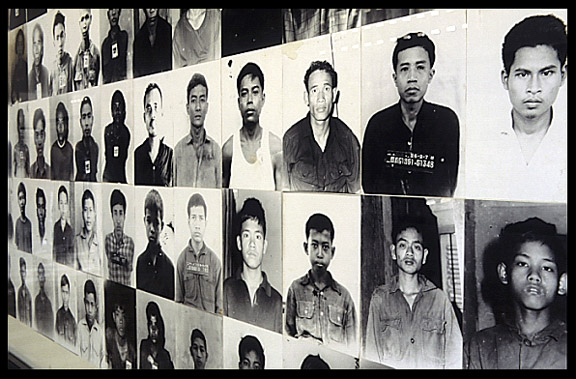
[77,278,104,367]
[50,11,73,95]
[238,335,264,370]
[465,217,567,369]
[75,189,101,276]
[53,185,75,267]
[15,182,33,254]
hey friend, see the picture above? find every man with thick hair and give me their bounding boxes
[105,189,135,286]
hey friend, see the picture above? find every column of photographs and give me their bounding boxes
[7,9,567,369]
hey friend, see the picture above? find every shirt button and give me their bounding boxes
[410,338,415,344]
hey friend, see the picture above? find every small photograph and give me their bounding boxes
[132,9,173,78]
[10,103,32,179]
[9,9,27,30]
[8,24,29,104]
[48,93,75,181]
[8,248,18,318]
[282,9,361,43]
[221,48,284,191]
[222,316,283,369]
[136,290,177,369]
[75,271,106,367]
[11,250,36,328]
[73,182,103,276]
[221,9,282,57]
[32,255,56,341]
[29,179,53,260]
[51,181,76,268]
[222,189,283,334]
[11,179,34,255]
[104,280,137,369]
[463,200,567,369]
[47,10,75,96]
[174,303,223,369]
[282,335,359,369]
[173,187,223,314]
[29,99,52,180]
[26,12,51,100]
[283,192,361,357]
[360,9,433,26]
[361,195,464,368]
[99,9,134,85]
[54,263,79,354]
[172,9,222,69]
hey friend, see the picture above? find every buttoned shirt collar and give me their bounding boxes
[299,269,342,296]
[234,268,274,298]
[387,273,437,295]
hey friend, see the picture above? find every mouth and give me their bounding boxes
[524,285,544,296]
[405,87,420,94]
[403,258,416,266]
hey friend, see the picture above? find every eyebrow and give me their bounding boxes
[515,252,557,263]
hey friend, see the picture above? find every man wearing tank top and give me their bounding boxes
[222,62,283,191]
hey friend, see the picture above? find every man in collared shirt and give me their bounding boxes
[49,11,73,95]
[75,96,99,182]
[13,108,30,179]
[15,182,33,254]
[77,279,105,368]
[362,32,460,197]
[31,108,50,180]
[53,185,75,267]
[223,197,282,333]
[284,60,360,193]
[73,9,100,90]
[103,90,131,183]
[75,189,101,276]
[465,217,567,369]
[34,262,54,338]
[365,219,462,368]
[174,73,221,188]
[101,9,128,85]
[136,189,175,301]
[105,189,135,286]
[51,102,74,181]
[34,188,51,259]
[133,9,172,78]
[17,257,32,327]
[56,274,77,346]
[173,9,221,68]
[176,193,222,313]
[285,213,357,352]
[134,82,173,187]
[28,23,49,100]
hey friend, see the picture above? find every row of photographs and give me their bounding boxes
[8,176,567,369]
[8,8,568,204]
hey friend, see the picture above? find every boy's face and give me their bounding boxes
[36,195,46,225]
[111,203,125,238]
[80,102,94,138]
[107,9,120,28]
[144,208,163,245]
[502,44,566,121]
[79,10,92,36]
[18,190,26,216]
[239,350,263,370]
[84,292,97,324]
[61,283,70,308]
[56,110,67,143]
[53,23,66,60]
[393,46,434,104]
[148,315,159,343]
[191,337,208,369]
[20,263,26,283]
[112,307,126,337]
[188,205,206,245]
[504,241,564,312]
[17,112,25,140]
[304,229,335,275]
[34,118,46,157]
[391,227,428,275]
[32,27,44,67]
[112,97,125,125]
[58,191,69,221]
[37,265,46,289]
[237,218,267,270]
[82,197,95,232]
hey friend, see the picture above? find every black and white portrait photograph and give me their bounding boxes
[75,271,105,367]
[463,200,567,369]
[73,182,103,277]
[104,280,137,369]
[48,93,74,181]
[54,262,78,354]
[65,9,102,91]
[132,9,173,79]
[361,9,466,198]
[221,47,284,191]
[51,181,75,268]
[283,191,360,357]
[174,302,223,369]
[10,103,31,179]
[281,28,362,193]
[464,9,568,204]
[222,189,283,334]
[8,25,29,104]
[99,9,133,85]
[172,9,222,69]
[29,179,53,260]
[11,250,35,328]
[12,179,34,255]
[26,12,51,101]
[169,61,222,188]
[361,194,464,368]
[222,316,283,369]
[282,334,358,369]
[29,99,52,180]
[32,256,56,340]
[221,9,282,58]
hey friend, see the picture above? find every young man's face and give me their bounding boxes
[238,75,265,126]
[188,205,206,245]
[18,190,26,216]
[53,23,66,60]
[144,208,163,245]
[239,350,263,370]
[20,263,26,284]
[84,292,97,324]
[305,69,336,123]
[61,283,70,309]
[143,88,163,138]
[78,10,92,37]
[56,110,68,143]
[190,337,208,369]
[145,9,158,21]
[107,9,120,28]
[237,218,267,270]
[148,315,159,344]
[112,97,126,125]
[82,197,95,232]
[112,306,126,338]
[502,45,566,122]
[504,241,564,312]
[36,195,46,225]
[37,265,46,289]
[34,118,46,157]
[393,46,434,105]
[17,111,25,141]
[187,84,209,129]
[58,191,69,221]
[32,27,44,67]
[391,227,428,275]
[80,102,94,138]
[305,229,335,275]
[111,203,125,238]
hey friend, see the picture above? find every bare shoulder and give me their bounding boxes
[268,131,282,155]
[222,135,233,159]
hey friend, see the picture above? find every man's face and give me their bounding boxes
[36,195,46,225]
[112,97,126,125]
[237,218,266,270]
[82,197,95,232]
[111,203,125,238]
[145,9,158,20]
[148,315,159,344]
[305,69,336,123]
[79,10,92,36]
[58,191,69,221]
[187,85,209,129]
[32,27,44,67]
[20,263,26,284]
[112,307,126,337]
[506,241,562,312]
[393,46,434,104]
[188,205,206,245]
[144,88,163,138]
[34,118,46,157]
[502,45,566,121]
[56,110,67,143]
[80,102,93,138]
[53,23,66,60]
[107,9,120,28]
[18,190,26,216]
[239,350,263,370]
[84,292,97,324]
[17,111,25,141]
[61,283,70,309]
[144,208,163,245]
[391,227,428,275]
[191,337,208,369]
[238,75,265,126]
[305,229,335,275]
[37,265,46,289]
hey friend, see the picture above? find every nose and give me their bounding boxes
[527,74,542,94]
[528,268,541,283]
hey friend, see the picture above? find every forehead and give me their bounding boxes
[241,218,263,232]
[515,240,556,262]
[83,197,94,208]
[145,88,162,104]
[308,69,333,87]
[397,46,431,65]
[189,84,207,97]
[81,102,92,113]
[112,203,125,212]
[396,227,423,242]
[189,205,206,217]
[308,228,333,243]
[511,45,561,69]
[240,74,262,89]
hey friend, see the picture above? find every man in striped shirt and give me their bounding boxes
[105,189,135,286]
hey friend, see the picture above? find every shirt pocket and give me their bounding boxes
[292,160,317,186]
[420,317,447,366]
[377,316,402,361]
[327,304,346,343]
[295,300,317,337]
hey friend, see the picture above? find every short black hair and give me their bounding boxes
[392,217,427,246]
[237,62,265,94]
[238,198,266,237]
[111,90,126,113]
[82,189,95,210]
[187,193,207,218]
[36,187,46,205]
[60,273,70,288]
[110,189,126,213]
[57,184,68,201]
[80,96,92,113]
[187,73,208,100]
[56,101,69,140]
[17,181,26,198]
[83,279,97,301]
[303,60,338,91]
[502,14,567,75]
[300,354,330,369]
[238,335,265,368]
[144,189,164,221]
[190,328,207,348]
[143,82,163,108]
[392,32,436,72]
[53,11,66,35]
[305,213,335,242]
[33,108,46,131]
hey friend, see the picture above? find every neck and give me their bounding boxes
[512,108,552,136]
[82,33,90,49]
[400,99,424,131]
[190,126,205,145]
[310,116,331,151]
[241,264,263,285]
[190,239,203,254]
[397,270,421,295]
[310,268,330,289]
[241,124,262,141]
[514,305,552,341]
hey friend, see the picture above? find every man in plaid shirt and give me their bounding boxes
[105,189,135,286]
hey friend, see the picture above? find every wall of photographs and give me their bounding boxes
[7,9,567,369]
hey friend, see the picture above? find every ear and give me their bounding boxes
[390,244,397,261]
[428,68,436,82]
[392,72,398,87]
[422,248,429,265]
[557,272,567,295]
[331,246,336,257]
[497,262,508,285]
[560,64,568,87]
[501,69,510,91]
[303,241,308,255]
[333,88,340,104]
[236,235,242,252]
[262,239,268,256]
[303,90,309,107]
